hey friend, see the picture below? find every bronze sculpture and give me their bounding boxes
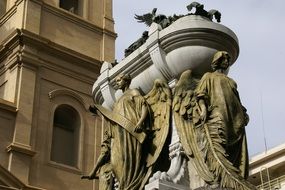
[82,74,171,190]
[187,2,221,22]
[82,73,149,189]
[124,3,221,58]
[174,51,256,189]
[84,52,257,189]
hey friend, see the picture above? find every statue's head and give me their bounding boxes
[211,51,230,71]
[115,73,132,90]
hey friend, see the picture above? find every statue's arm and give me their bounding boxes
[198,98,207,122]
[84,150,110,180]
[134,103,148,133]
[130,89,149,133]
[82,130,111,180]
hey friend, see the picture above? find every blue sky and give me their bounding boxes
[113,0,285,156]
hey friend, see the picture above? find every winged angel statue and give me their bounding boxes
[82,74,171,190]
[82,51,256,190]
[173,52,256,189]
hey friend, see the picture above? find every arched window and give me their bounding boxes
[59,0,79,15]
[51,104,80,167]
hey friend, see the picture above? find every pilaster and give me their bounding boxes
[7,61,37,183]
[23,0,42,34]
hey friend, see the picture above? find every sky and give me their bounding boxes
[113,0,285,157]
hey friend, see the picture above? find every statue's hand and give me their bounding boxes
[134,124,143,133]
[81,174,98,180]
[81,175,90,180]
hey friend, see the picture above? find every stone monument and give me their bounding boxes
[82,2,256,190]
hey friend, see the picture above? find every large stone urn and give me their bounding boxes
[92,15,238,108]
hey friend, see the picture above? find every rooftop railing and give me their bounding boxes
[258,175,285,190]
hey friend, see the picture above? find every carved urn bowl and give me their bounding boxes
[93,15,239,107]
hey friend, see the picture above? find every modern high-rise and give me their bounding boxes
[0,0,115,189]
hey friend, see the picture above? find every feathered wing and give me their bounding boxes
[173,70,195,157]
[144,79,171,167]
[174,70,256,189]
[208,9,221,22]
[173,70,215,183]
[201,122,256,189]
[186,2,201,12]
[134,8,157,26]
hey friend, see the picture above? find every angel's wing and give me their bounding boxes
[208,9,221,22]
[173,70,217,183]
[173,70,198,156]
[173,70,198,117]
[134,8,157,26]
[173,70,257,189]
[186,2,202,12]
[145,79,171,167]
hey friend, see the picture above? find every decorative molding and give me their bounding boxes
[0,29,101,81]
[0,165,46,190]
[0,0,19,26]
[0,99,17,113]
[6,143,36,157]
[92,15,239,106]
[48,89,89,111]
[149,45,173,81]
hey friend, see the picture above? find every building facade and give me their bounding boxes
[0,0,116,189]
[248,143,285,190]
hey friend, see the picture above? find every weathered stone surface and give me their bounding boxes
[145,179,189,190]
[194,188,233,190]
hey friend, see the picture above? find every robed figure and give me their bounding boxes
[174,51,256,190]
[82,74,171,190]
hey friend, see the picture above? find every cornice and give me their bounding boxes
[6,143,36,157]
[21,29,101,67]
[0,99,17,113]
[249,144,285,169]
[0,30,23,61]
[0,29,101,73]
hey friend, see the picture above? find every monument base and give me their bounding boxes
[145,179,234,190]
[194,188,233,190]
[145,179,189,190]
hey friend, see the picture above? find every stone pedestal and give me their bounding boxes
[194,188,233,190]
[145,180,234,190]
[145,179,189,190]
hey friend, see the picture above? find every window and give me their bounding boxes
[0,0,7,17]
[51,104,80,167]
[59,0,79,15]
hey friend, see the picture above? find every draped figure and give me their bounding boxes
[174,52,256,189]
[82,74,171,190]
